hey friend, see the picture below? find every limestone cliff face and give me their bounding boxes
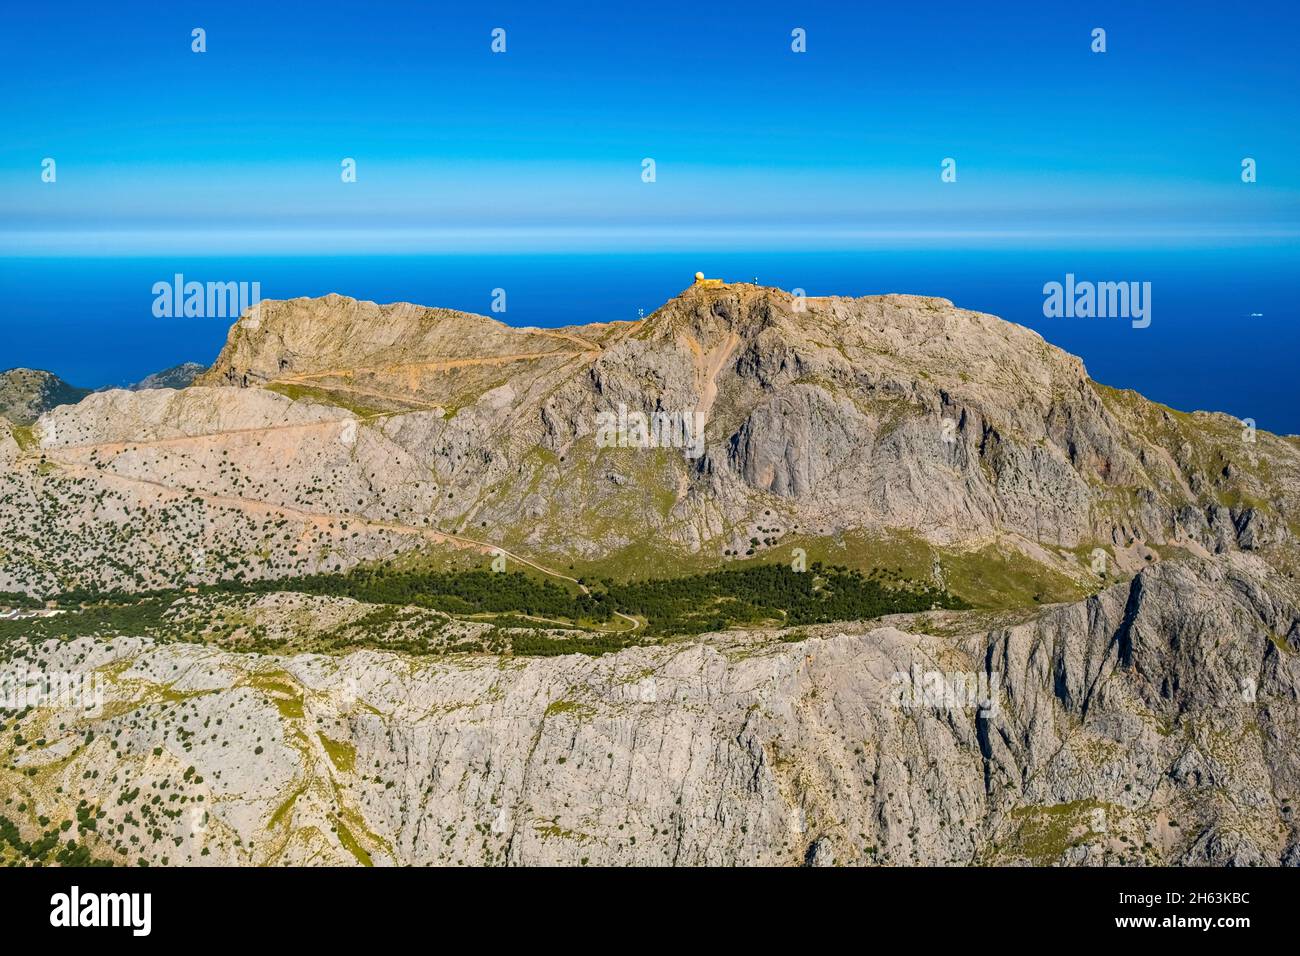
[6,553,1297,866]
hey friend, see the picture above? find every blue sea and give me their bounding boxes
[2,245,1297,435]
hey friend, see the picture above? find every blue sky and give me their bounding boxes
[2,0,1298,252]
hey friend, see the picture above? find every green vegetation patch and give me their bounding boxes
[997,799,1112,865]
[757,531,1086,608]
[264,382,392,418]
[0,593,175,644]
[0,590,43,610]
[602,562,968,636]
[224,568,612,626]
[510,632,638,657]
[544,699,596,719]
[318,733,356,773]
[9,426,39,452]
[0,813,113,867]
[333,817,373,866]
[13,557,969,659]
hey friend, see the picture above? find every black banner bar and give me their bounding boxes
[0,865,1287,943]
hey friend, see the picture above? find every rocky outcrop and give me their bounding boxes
[126,362,206,391]
[0,368,90,425]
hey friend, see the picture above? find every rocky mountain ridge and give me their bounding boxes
[2,282,1296,596]
[123,362,207,392]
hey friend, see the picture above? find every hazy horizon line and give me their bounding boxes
[5,224,1299,257]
